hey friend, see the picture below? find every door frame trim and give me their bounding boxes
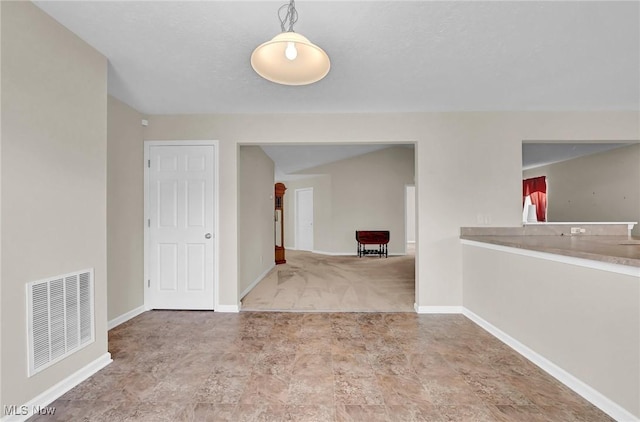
[143,140,220,311]
[405,184,416,256]
[294,187,314,251]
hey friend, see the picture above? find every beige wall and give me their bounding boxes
[141,112,639,309]
[0,0,3,410]
[281,146,415,254]
[238,146,275,296]
[462,244,640,418]
[282,175,332,252]
[1,1,107,412]
[107,96,144,320]
[524,144,640,236]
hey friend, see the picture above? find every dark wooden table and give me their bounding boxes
[355,230,389,258]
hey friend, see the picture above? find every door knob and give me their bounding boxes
[205,233,212,239]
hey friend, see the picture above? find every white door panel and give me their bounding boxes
[148,145,215,309]
[296,188,314,251]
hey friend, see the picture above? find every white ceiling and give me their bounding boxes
[35,1,639,115]
[260,144,412,180]
[262,144,390,174]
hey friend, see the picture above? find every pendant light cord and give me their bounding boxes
[278,0,299,33]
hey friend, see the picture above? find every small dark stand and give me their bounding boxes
[355,230,389,258]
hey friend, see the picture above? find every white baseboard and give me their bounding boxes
[462,308,639,422]
[1,353,112,422]
[240,263,275,300]
[312,250,355,256]
[413,305,639,420]
[311,250,405,257]
[414,304,463,314]
[107,305,146,330]
[215,304,239,313]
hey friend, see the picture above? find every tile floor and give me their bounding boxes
[31,311,614,421]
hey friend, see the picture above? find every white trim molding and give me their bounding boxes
[462,308,639,422]
[412,304,639,420]
[312,250,406,257]
[1,353,112,422]
[414,304,463,314]
[312,250,355,256]
[240,264,275,300]
[215,305,240,313]
[107,305,146,330]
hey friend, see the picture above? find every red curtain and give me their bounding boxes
[523,176,547,222]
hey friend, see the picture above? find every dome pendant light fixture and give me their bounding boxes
[251,0,330,85]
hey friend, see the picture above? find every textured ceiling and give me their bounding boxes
[34,1,640,115]
[262,144,393,174]
[261,144,412,180]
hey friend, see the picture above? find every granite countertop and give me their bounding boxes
[460,232,640,268]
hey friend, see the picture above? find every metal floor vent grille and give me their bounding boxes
[27,269,94,376]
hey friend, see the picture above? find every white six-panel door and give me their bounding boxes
[147,144,215,309]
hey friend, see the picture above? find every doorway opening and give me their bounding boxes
[295,188,314,251]
[239,143,417,312]
[521,141,640,236]
[405,185,416,255]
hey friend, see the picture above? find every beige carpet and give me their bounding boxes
[241,248,415,312]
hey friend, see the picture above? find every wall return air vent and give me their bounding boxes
[26,269,95,377]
